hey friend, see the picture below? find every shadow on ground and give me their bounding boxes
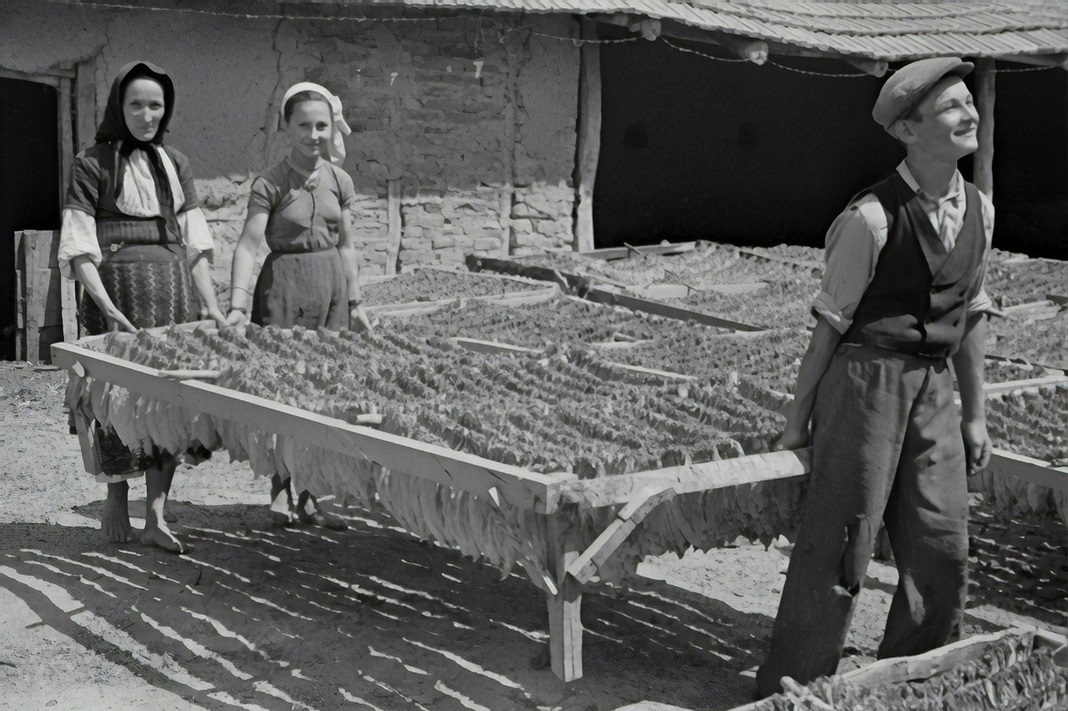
[0,500,774,711]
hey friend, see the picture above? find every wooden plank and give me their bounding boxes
[58,78,74,209]
[840,628,1028,687]
[450,338,542,356]
[545,508,584,681]
[558,448,811,510]
[584,288,766,332]
[385,178,401,275]
[981,373,1068,395]
[75,58,98,152]
[574,18,601,253]
[51,342,575,514]
[366,284,559,318]
[61,275,77,343]
[987,449,1068,495]
[611,362,695,382]
[567,485,676,585]
[736,247,823,271]
[579,241,697,261]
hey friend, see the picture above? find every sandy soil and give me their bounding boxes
[0,361,1064,711]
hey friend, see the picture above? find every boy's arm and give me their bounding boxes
[951,312,991,475]
[776,317,842,450]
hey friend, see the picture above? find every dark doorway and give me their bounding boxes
[0,77,60,360]
[593,34,901,250]
[593,35,1065,259]
[992,65,1067,259]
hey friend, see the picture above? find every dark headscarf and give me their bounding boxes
[95,61,181,241]
[95,60,175,151]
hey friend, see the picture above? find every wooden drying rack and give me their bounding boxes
[52,318,813,682]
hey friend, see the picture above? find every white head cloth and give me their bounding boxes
[279,81,352,165]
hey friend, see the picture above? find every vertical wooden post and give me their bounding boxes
[386,178,402,274]
[58,77,74,208]
[973,58,996,199]
[574,18,602,253]
[545,507,584,681]
[75,57,99,152]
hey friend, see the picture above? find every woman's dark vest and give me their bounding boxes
[841,173,986,359]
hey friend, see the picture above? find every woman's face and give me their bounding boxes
[286,100,333,161]
[123,77,166,142]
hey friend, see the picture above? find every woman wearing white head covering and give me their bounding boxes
[226,82,370,528]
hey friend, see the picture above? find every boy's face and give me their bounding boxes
[898,76,979,162]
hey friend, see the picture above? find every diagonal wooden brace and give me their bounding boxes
[566,484,677,586]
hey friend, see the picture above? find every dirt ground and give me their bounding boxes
[1,361,1065,711]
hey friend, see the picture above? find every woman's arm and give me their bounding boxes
[226,211,268,326]
[71,255,137,332]
[189,254,227,326]
[337,208,372,333]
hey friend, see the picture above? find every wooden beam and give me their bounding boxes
[981,373,1068,396]
[558,448,811,510]
[987,449,1068,495]
[574,18,601,253]
[385,178,401,275]
[566,485,676,585]
[584,287,767,332]
[973,58,996,199]
[58,77,74,209]
[1002,53,1068,70]
[50,342,576,513]
[579,241,697,260]
[845,57,888,77]
[75,58,98,152]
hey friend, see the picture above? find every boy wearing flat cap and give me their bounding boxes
[756,57,995,697]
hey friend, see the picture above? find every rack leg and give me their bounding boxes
[546,510,583,681]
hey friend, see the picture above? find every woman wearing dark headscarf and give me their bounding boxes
[59,61,226,553]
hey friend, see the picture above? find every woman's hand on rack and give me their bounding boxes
[205,307,230,329]
[106,310,138,333]
[349,304,374,335]
[225,309,249,328]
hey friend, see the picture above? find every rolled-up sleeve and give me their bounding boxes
[966,191,996,317]
[58,207,102,279]
[178,207,215,262]
[811,196,886,334]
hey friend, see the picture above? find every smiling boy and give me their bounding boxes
[756,57,996,696]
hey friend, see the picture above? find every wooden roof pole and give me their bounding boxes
[574,17,601,252]
[974,58,996,200]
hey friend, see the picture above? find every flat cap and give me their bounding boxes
[872,57,974,130]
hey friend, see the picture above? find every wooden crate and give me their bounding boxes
[728,626,1067,711]
[15,229,77,363]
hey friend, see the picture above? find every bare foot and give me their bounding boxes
[296,491,348,531]
[101,482,135,543]
[141,525,193,555]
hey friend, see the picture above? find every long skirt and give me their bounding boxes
[77,243,198,481]
[252,248,347,330]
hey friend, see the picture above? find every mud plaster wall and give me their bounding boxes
[0,2,579,297]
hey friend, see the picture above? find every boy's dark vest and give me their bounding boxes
[841,172,986,359]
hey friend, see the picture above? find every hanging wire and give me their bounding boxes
[659,36,753,63]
